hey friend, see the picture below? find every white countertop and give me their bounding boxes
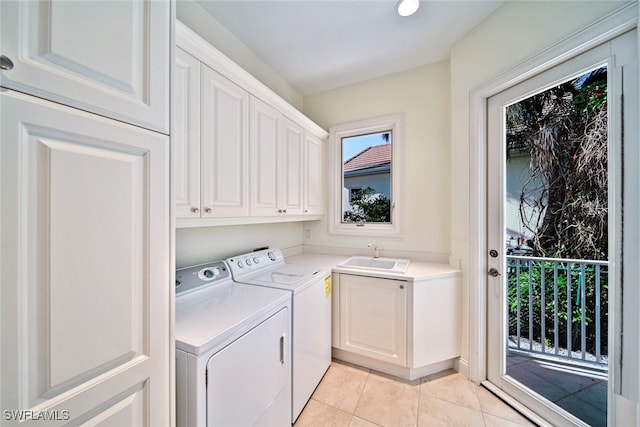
[286,252,460,281]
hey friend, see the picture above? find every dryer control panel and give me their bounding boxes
[175,260,231,296]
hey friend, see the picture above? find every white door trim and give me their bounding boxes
[467,0,637,401]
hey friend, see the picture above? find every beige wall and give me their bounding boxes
[175,223,304,268]
[449,0,629,365]
[176,0,304,110]
[303,62,451,257]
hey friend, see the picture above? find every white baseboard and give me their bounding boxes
[456,357,470,380]
[332,348,457,381]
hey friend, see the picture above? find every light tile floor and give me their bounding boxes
[294,360,536,427]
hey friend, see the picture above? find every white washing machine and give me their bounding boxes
[226,249,332,422]
[175,260,291,427]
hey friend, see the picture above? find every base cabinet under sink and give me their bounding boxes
[334,272,461,378]
[339,274,407,366]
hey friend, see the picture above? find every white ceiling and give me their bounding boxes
[197,0,504,95]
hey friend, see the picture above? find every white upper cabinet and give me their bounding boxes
[174,48,250,220]
[304,132,325,215]
[250,96,282,216]
[282,116,305,215]
[250,96,304,217]
[175,22,327,227]
[200,65,250,218]
[0,0,170,133]
[175,47,202,218]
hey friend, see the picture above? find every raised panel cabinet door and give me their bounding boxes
[250,96,281,216]
[201,65,250,218]
[0,0,170,133]
[281,117,304,215]
[339,274,407,366]
[0,90,170,426]
[304,132,325,215]
[174,47,201,218]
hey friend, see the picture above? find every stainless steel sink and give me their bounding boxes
[338,256,411,273]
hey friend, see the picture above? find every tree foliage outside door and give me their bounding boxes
[506,66,608,261]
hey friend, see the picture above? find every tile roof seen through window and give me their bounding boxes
[344,144,391,172]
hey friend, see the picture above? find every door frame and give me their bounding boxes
[467,3,637,425]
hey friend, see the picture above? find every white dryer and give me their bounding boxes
[175,260,291,427]
[226,249,332,422]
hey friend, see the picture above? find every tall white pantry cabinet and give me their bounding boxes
[1,1,172,426]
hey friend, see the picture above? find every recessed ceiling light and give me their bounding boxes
[396,0,419,17]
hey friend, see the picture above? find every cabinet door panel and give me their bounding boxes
[304,133,325,215]
[174,48,201,218]
[201,65,249,217]
[339,274,407,366]
[1,91,170,426]
[250,96,281,216]
[281,117,304,215]
[0,0,169,133]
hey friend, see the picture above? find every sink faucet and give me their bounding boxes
[367,243,380,258]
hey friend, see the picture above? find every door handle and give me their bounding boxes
[279,334,285,365]
[488,268,501,277]
[0,55,14,70]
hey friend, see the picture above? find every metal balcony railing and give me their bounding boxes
[506,255,608,368]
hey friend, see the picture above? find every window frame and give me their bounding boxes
[328,113,404,236]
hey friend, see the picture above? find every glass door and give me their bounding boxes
[486,30,636,426]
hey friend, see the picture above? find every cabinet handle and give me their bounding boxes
[190,207,199,214]
[204,207,212,214]
[278,209,283,213]
[0,55,14,70]
[283,209,287,213]
[399,284,404,289]
[279,334,285,365]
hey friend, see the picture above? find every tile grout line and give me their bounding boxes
[349,368,371,424]
[415,380,422,427]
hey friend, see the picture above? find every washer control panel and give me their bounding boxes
[226,248,284,278]
[175,260,230,296]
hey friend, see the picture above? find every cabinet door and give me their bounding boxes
[174,47,201,218]
[339,274,407,366]
[1,91,170,426]
[201,65,249,217]
[281,117,304,215]
[304,132,325,215]
[250,96,281,216]
[0,0,170,133]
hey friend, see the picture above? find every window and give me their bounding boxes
[328,114,403,236]
[349,187,363,201]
